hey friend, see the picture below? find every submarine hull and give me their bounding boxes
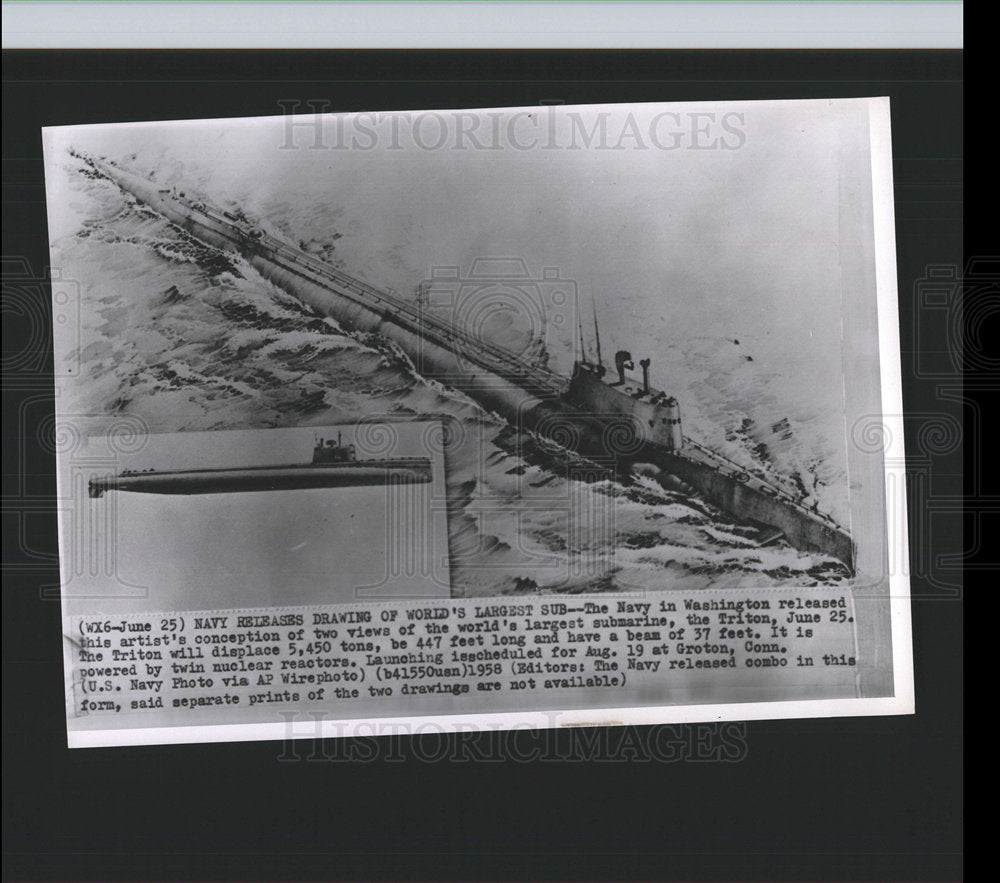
[88,157,855,570]
[513,407,855,566]
[644,447,854,564]
[88,460,433,498]
[88,159,552,426]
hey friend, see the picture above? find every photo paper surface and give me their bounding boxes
[42,97,912,747]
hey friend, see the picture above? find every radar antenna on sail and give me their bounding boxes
[592,299,604,369]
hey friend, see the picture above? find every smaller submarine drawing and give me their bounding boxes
[88,433,432,498]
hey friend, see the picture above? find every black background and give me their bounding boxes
[3,50,963,881]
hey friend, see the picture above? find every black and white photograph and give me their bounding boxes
[44,99,886,596]
[60,420,451,613]
[40,96,911,745]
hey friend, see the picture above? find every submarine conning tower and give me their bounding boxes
[565,308,683,453]
[565,356,684,452]
[312,432,357,464]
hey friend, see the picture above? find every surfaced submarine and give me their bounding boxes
[88,433,432,498]
[82,153,854,569]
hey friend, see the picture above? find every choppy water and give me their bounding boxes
[48,148,852,595]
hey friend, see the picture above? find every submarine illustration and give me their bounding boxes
[81,153,855,569]
[88,433,432,498]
